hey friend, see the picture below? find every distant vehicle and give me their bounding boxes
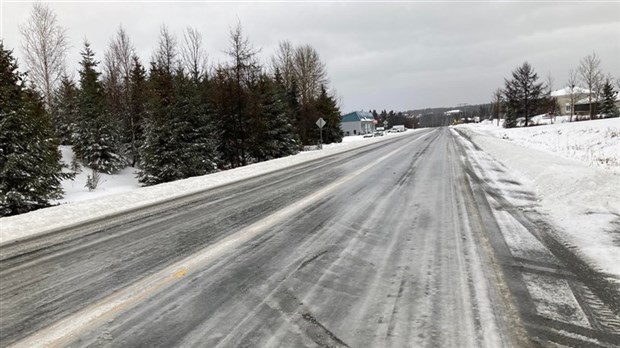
[392,125,406,132]
[374,130,384,136]
[363,133,374,138]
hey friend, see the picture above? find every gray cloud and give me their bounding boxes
[2,1,619,112]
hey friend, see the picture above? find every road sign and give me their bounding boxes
[316,118,326,149]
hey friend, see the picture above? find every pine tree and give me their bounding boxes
[139,59,218,185]
[372,109,379,121]
[212,23,260,168]
[0,42,71,216]
[50,74,79,144]
[599,79,619,118]
[503,62,545,128]
[128,55,147,167]
[249,74,299,161]
[73,41,126,174]
[139,61,181,185]
[315,86,343,144]
[172,69,218,176]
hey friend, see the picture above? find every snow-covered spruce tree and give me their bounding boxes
[139,25,217,185]
[128,55,147,167]
[248,74,299,161]
[502,62,545,128]
[172,69,218,177]
[0,42,71,216]
[139,70,218,185]
[599,79,619,118]
[50,74,79,144]
[139,61,180,185]
[73,41,125,174]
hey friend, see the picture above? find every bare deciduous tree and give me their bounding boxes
[567,69,578,122]
[104,26,135,86]
[271,40,296,89]
[544,72,558,123]
[293,44,328,104]
[181,27,208,81]
[102,26,137,160]
[20,3,68,107]
[154,24,179,73]
[271,41,328,105]
[578,52,602,119]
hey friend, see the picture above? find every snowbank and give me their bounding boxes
[0,130,419,245]
[461,118,620,172]
[454,121,620,280]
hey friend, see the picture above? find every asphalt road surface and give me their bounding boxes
[1,128,619,347]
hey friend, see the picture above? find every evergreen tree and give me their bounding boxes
[128,55,147,166]
[314,85,343,144]
[0,42,71,216]
[139,56,218,185]
[172,69,218,177]
[503,62,545,128]
[73,41,125,173]
[212,23,260,168]
[249,74,299,161]
[50,74,79,144]
[599,79,619,118]
[139,61,181,185]
[372,109,378,121]
[379,110,388,126]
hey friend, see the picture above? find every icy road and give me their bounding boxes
[1,128,619,347]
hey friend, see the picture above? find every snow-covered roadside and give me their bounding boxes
[0,130,419,245]
[57,146,141,204]
[56,133,381,205]
[453,125,620,282]
[459,118,620,172]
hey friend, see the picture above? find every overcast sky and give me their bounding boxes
[2,1,619,112]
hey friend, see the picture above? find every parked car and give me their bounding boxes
[374,130,384,136]
[363,133,374,138]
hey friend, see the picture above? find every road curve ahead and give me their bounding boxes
[2,128,619,347]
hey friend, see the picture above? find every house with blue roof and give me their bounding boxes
[340,111,376,136]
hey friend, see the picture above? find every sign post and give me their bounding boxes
[316,117,326,149]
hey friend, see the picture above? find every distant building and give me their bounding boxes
[573,94,620,116]
[550,87,589,115]
[341,111,376,136]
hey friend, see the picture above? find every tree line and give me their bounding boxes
[493,53,619,128]
[367,109,419,129]
[1,3,343,216]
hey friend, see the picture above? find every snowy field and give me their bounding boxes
[1,130,417,244]
[454,119,620,283]
[460,117,620,172]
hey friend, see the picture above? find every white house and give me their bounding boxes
[550,86,589,116]
[341,111,376,136]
